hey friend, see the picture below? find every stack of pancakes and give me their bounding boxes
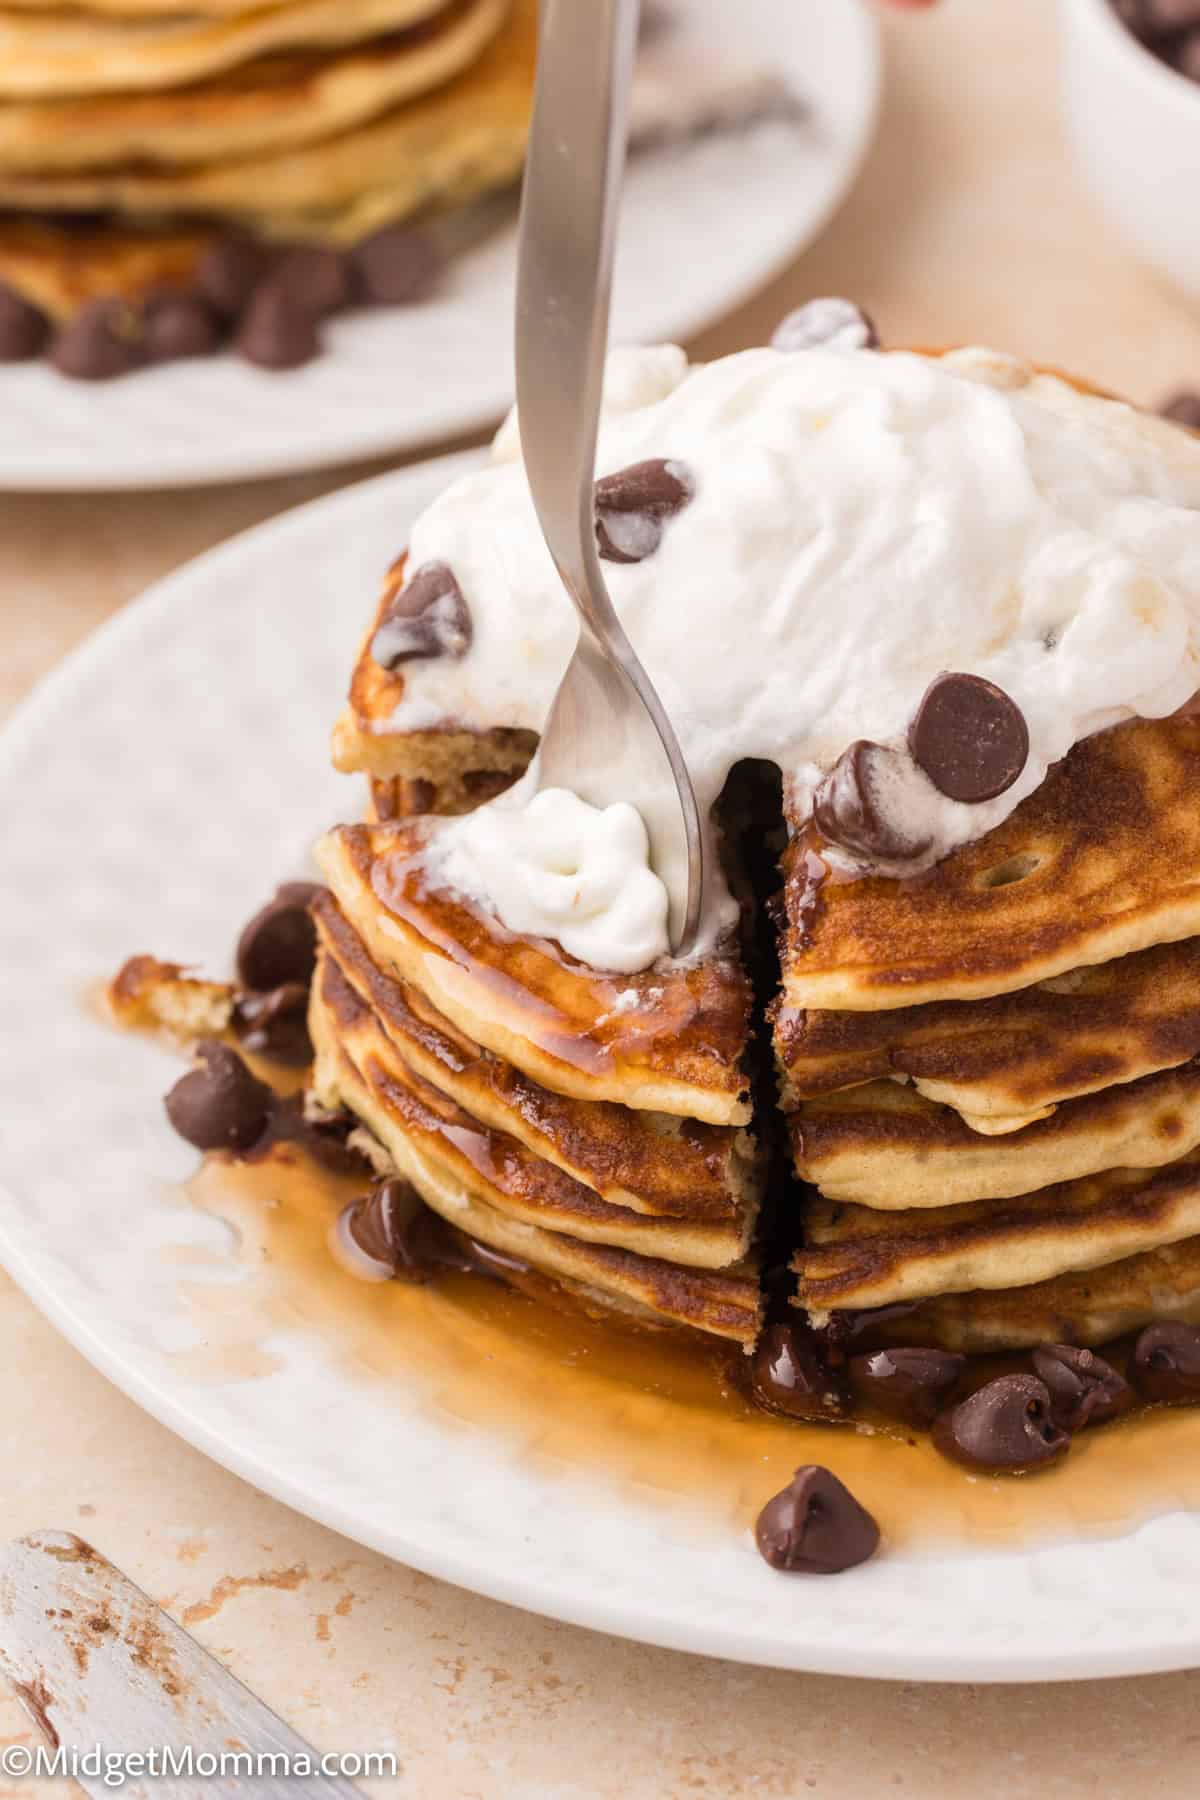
[0,0,534,322]
[307,818,765,1347]
[777,713,1200,1353]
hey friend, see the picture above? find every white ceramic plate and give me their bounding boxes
[0,0,879,493]
[3,455,1200,1682]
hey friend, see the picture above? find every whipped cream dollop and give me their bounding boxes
[391,341,1200,966]
[434,782,670,973]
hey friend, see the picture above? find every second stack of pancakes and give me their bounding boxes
[777,711,1200,1353]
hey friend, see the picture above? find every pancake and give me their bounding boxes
[0,0,450,99]
[775,935,1200,1134]
[790,1061,1200,1207]
[310,972,761,1342]
[315,821,753,1127]
[796,1159,1200,1321]
[315,892,757,1228]
[0,0,536,240]
[780,715,1200,1013]
[885,1235,1200,1355]
[0,0,509,173]
[0,215,216,319]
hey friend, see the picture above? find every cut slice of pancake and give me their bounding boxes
[775,934,1200,1134]
[315,821,753,1127]
[790,1061,1200,1207]
[0,0,450,98]
[795,1159,1200,1321]
[314,891,759,1226]
[780,716,1200,1012]
[310,973,761,1341]
[0,0,535,241]
[0,0,509,173]
[881,1235,1200,1354]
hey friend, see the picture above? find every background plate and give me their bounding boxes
[1,456,1200,1682]
[0,0,879,491]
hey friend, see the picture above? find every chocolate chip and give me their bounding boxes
[932,1373,1070,1472]
[143,292,222,364]
[235,280,322,370]
[196,233,273,319]
[1175,28,1200,77]
[908,672,1029,804]
[234,982,312,1066]
[848,1346,965,1429]
[1144,0,1200,26]
[370,561,472,668]
[0,283,48,361]
[594,458,694,564]
[1031,1344,1134,1432]
[235,882,321,992]
[341,1179,433,1278]
[289,1100,370,1175]
[771,297,878,353]
[51,300,149,381]
[750,1321,848,1421]
[353,226,442,306]
[813,739,933,865]
[1160,390,1200,429]
[754,1466,880,1575]
[1130,1321,1200,1404]
[164,1041,272,1153]
[274,246,356,318]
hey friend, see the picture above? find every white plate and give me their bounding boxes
[0,0,878,493]
[3,455,1200,1683]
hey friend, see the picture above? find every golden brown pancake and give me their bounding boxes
[775,935,1200,1134]
[780,716,1200,1013]
[0,216,215,319]
[790,1061,1200,1207]
[314,891,759,1227]
[315,821,753,1127]
[795,1159,1200,1320]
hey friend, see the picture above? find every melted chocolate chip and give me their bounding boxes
[813,739,933,865]
[51,300,149,381]
[285,1100,370,1175]
[0,283,48,361]
[164,1041,272,1153]
[236,882,321,993]
[932,1374,1070,1472]
[353,225,443,305]
[234,982,312,1066]
[1160,390,1200,430]
[771,297,878,353]
[274,246,356,318]
[196,234,273,319]
[144,292,223,363]
[1031,1344,1134,1432]
[750,1321,848,1421]
[235,280,322,370]
[594,459,694,564]
[342,1178,433,1279]
[848,1346,965,1429]
[755,1466,880,1575]
[908,672,1030,804]
[1130,1322,1200,1404]
[370,561,472,668]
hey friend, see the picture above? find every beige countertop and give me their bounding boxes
[4,2,1200,1794]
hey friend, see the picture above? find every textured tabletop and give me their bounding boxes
[2,2,1199,1794]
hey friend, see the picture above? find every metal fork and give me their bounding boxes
[514,0,707,957]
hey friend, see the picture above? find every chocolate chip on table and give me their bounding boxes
[1031,1344,1134,1432]
[750,1320,848,1421]
[234,982,312,1066]
[1130,1321,1200,1403]
[594,458,694,564]
[932,1373,1070,1472]
[908,672,1030,804]
[274,245,357,318]
[235,882,322,993]
[1159,390,1200,430]
[813,739,933,865]
[771,297,878,353]
[370,561,473,668]
[196,233,274,319]
[848,1347,965,1429]
[755,1466,880,1575]
[0,283,48,361]
[164,1041,272,1153]
[235,279,322,370]
[353,225,443,306]
[51,299,149,381]
[143,291,223,363]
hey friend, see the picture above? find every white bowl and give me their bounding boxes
[1062,0,1200,301]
